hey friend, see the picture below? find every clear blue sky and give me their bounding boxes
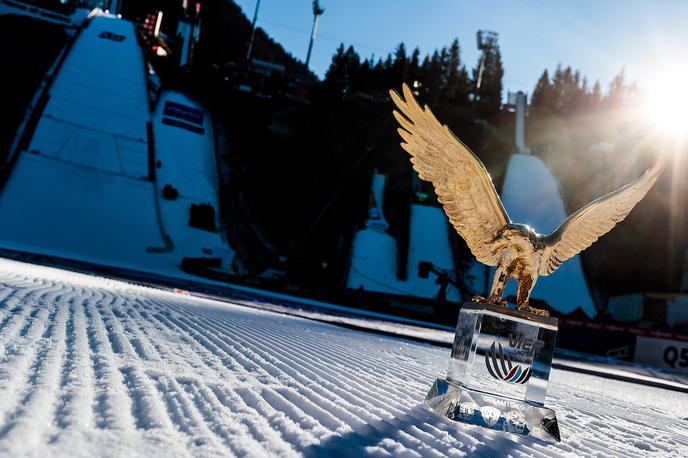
[234,0,688,95]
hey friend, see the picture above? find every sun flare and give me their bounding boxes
[642,68,688,138]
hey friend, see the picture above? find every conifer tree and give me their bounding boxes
[590,80,602,108]
[408,47,421,85]
[550,64,563,112]
[439,47,450,88]
[424,50,443,102]
[606,68,626,108]
[323,44,360,97]
[445,39,470,106]
[390,43,409,86]
[531,69,553,114]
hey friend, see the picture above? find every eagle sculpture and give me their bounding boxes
[390,84,663,316]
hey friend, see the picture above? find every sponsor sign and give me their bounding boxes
[634,336,688,374]
[162,101,205,135]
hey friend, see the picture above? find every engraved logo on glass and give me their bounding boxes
[484,332,544,384]
[484,341,532,384]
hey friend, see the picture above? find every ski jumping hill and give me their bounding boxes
[347,173,460,302]
[0,15,164,270]
[500,154,597,317]
[0,257,686,456]
[0,13,238,282]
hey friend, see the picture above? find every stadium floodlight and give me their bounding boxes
[305,1,325,70]
[476,30,498,90]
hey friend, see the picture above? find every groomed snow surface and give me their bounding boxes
[0,258,686,457]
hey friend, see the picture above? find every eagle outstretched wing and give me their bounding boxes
[389,84,510,266]
[539,162,663,276]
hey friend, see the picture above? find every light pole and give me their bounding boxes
[475,30,498,91]
[245,0,262,61]
[305,0,324,70]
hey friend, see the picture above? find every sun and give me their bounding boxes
[642,68,688,139]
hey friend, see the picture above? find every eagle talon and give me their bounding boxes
[472,296,508,307]
[518,304,550,317]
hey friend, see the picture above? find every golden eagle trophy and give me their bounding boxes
[390,83,662,442]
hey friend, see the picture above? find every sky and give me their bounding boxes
[233,0,688,96]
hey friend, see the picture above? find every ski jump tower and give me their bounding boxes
[499,92,597,317]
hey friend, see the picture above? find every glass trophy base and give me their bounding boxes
[425,303,561,442]
[425,378,560,442]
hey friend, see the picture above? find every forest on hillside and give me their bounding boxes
[124,1,688,304]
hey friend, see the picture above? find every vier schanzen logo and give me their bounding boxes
[484,332,543,384]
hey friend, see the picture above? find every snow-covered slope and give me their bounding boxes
[406,204,461,301]
[500,154,597,317]
[0,257,686,457]
[347,173,460,301]
[152,90,237,271]
[347,174,407,295]
[0,14,167,271]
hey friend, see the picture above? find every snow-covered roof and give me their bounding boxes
[0,257,685,456]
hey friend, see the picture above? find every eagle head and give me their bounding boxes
[499,224,546,250]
